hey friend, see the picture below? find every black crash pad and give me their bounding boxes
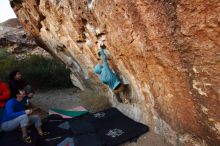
[69,108,149,146]
[37,115,72,146]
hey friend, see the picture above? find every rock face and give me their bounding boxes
[11,0,220,145]
[0,18,48,59]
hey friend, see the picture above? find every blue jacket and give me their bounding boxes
[94,48,121,90]
[1,98,25,123]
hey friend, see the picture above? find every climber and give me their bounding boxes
[9,70,34,107]
[94,46,129,103]
[1,89,49,144]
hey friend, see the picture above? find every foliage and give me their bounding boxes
[0,49,72,90]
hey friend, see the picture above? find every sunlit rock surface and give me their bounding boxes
[11,0,220,145]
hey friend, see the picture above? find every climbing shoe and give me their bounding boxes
[22,135,32,144]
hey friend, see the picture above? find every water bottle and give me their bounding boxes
[26,99,30,106]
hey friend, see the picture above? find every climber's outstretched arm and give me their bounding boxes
[99,47,109,68]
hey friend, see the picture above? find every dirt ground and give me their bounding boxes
[31,88,172,146]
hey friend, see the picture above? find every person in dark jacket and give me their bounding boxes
[9,70,34,106]
[0,80,10,119]
[94,46,129,103]
[1,89,48,143]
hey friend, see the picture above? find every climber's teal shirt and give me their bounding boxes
[94,48,120,90]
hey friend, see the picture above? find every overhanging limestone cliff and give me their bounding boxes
[11,0,220,145]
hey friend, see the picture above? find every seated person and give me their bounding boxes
[94,46,128,103]
[9,70,34,106]
[0,80,10,119]
[0,89,48,144]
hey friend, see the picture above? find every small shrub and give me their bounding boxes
[0,49,72,90]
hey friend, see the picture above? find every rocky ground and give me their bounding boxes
[31,88,171,146]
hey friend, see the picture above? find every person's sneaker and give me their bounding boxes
[22,135,32,144]
[39,131,50,137]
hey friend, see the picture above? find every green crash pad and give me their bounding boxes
[50,108,88,117]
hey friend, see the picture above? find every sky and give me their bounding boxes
[0,0,16,23]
